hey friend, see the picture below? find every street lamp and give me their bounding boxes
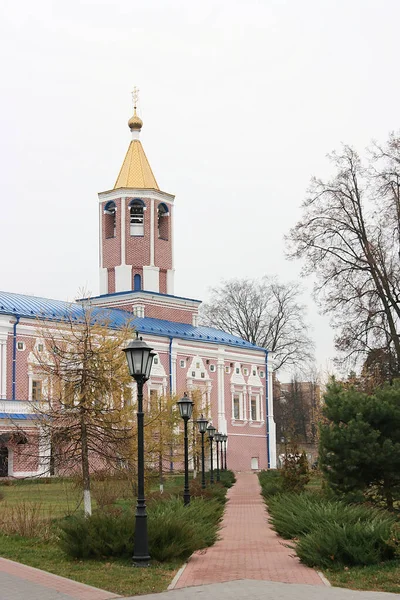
[222,434,228,470]
[215,432,221,482]
[207,423,216,484]
[220,433,224,471]
[123,333,156,567]
[177,392,194,506]
[197,414,208,490]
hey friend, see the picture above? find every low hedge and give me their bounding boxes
[297,520,396,569]
[266,491,397,568]
[59,495,225,562]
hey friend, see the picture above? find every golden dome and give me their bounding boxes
[128,109,143,131]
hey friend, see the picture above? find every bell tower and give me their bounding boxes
[98,90,175,296]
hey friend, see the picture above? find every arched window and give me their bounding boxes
[104,201,116,238]
[129,199,145,236]
[158,203,169,240]
[134,274,141,291]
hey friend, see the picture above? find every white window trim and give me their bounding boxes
[231,390,247,425]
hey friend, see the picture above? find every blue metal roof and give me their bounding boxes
[0,290,264,351]
[0,413,38,420]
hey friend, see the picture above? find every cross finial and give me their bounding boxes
[132,86,139,113]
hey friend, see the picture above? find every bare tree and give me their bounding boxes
[200,277,314,372]
[287,133,400,376]
[30,303,134,516]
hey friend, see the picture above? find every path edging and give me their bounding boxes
[317,571,332,587]
[168,563,187,590]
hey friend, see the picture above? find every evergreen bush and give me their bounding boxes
[258,469,283,498]
[296,519,396,568]
[59,496,224,561]
[267,492,395,540]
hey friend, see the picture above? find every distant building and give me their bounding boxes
[0,100,276,477]
[274,378,321,465]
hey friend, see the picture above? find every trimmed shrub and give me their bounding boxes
[296,519,396,568]
[219,470,236,488]
[267,492,395,540]
[258,470,283,498]
[59,508,134,559]
[148,497,223,561]
[59,496,225,561]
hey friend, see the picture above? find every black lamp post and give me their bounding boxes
[197,414,208,490]
[177,392,194,506]
[220,434,224,471]
[222,434,228,470]
[207,423,216,484]
[215,432,221,482]
[123,333,156,567]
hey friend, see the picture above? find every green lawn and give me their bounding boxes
[325,561,400,595]
[0,480,83,516]
[0,473,217,595]
[0,533,179,596]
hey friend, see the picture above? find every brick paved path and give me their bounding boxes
[174,471,325,588]
[0,557,120,600]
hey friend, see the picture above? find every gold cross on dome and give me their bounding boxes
[132,86,140,110]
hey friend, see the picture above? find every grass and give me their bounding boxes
[325,561,400,595]
[0,472,233,594]
[0,533,179,596]
[0,480,83,516]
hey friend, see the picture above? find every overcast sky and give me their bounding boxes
[1,0,399,381]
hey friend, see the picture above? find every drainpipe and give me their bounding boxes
[169,336,174,472]
[265,349,270,469]
[12,315,20,401]
[168,337,173,394]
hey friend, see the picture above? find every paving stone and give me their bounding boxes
[173,471,324,588]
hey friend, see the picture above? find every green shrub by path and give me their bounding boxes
[266,491,398,569]
[219,470,236,488]
[59,496,224,561]
[258,469,283,498]
[148,498,223,561]
[59,509,135,559]
[296,520,396,569]
[267,492,395,540]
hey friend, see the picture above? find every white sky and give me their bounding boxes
[1,0,399,381]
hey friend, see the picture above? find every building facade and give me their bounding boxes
[0,102,277,477]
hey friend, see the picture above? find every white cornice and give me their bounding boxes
[98,188,175,204]
[89,291,201,310]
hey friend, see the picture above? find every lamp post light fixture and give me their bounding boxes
[222,434,228,470]
[177,392,194,506]
[197,414,208,490]
[214,432,221,482]
[207,423,216,484]
[123,333,156,567]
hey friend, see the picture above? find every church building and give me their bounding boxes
[0,99,277,477]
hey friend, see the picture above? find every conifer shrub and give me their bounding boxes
[267,492,395,540]
[59,508,134,559]
[148,498,223,561]
[296,519,396,568]
[258,469,283,498]
[219,470,236,488]
[59,496,224,561]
